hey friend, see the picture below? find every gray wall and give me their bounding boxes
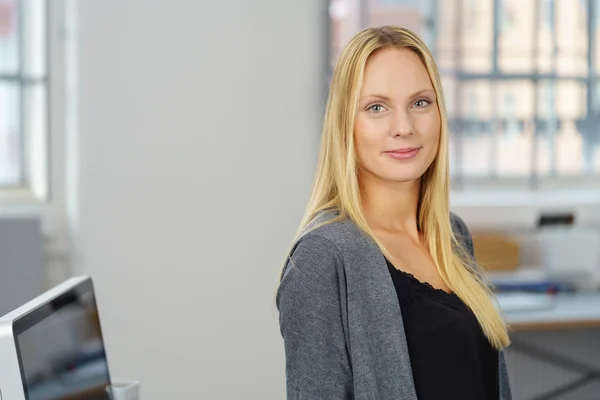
[75,1,326,398]
[0,218,45,317]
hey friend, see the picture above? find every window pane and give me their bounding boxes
[495,81,534,177]
[498,0,536,73]
[459,81,493,177]
[21,0,47,78]
[0,81,22,186]
[376,0,416,6]
[0,0,18,75]
[22,82,48,199]
[458,0,493,73]
[535,80,556,175]
[594,0,600,73]
[554,120,583,175]
[556,0,588,76]
[535,80,587,176]
[367,0,434,45]
[436,0,459,74]
[592,81,600,173]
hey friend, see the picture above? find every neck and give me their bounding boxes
[359,170,421,238]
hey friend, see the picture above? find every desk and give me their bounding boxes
[502,293,600,332]
[500,293,600,400]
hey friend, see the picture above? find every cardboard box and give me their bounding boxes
[471,233,520,272]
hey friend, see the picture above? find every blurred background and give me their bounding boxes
[331,0,600,187]
[1,0,600,399]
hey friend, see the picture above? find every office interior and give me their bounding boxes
[0,0,599,399]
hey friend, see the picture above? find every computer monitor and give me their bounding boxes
[0,276,114,400]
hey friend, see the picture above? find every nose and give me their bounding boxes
[391,108,413,137]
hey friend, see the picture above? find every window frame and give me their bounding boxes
[0,0,52,204]
[0,0,75,287]
[327,0,600,227]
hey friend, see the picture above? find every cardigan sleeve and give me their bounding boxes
[276,234,353,400]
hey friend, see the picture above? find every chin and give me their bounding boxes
[383,167,428,183]
[359,164,428,184]
[385,175,423,184]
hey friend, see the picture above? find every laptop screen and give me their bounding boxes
[13,278,114,400]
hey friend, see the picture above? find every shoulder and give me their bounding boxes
[450,211,470,237]
[276,213,368,304]
[282,213,362,277]
[288,232,344,272]
[276,232,346,314]
[298,210,370,251]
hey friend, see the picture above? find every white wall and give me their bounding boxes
[74,1,326,398]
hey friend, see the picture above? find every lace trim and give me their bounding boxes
[387,261,463,311]
[395,268,451,295]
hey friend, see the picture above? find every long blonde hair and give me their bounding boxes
[286,26,510,350]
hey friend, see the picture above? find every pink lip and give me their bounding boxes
[384,147,421,160]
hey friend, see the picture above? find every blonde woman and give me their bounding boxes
[275,26,512,400]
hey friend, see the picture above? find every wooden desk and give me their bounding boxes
[502,293,600,332]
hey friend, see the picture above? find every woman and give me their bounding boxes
[276,26,512,400]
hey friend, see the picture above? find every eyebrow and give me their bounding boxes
[360,89,436,102]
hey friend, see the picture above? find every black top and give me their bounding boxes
[386,258,499,400]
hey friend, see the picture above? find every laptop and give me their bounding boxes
[0,276,114,400]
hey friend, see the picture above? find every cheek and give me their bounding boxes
[353,117,385,164]
[418,112,441,147]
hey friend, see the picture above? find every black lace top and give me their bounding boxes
[386,258,499,400]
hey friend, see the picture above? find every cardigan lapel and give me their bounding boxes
[337,219,419,400]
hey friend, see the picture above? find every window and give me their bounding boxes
[500,3,516,31]
[0,0,49,203]
[376,0,416,6]
[328,0,600,192]
[541,0,554,29]
[468,0,481,31]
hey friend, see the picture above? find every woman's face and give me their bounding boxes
[354,47,441,185]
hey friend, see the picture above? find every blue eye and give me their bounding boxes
[414,98,431,108]
[367,103,385,113]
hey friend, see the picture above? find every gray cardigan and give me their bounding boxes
[276,211,512,399]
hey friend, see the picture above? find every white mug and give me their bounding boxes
[109,379,140,400]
